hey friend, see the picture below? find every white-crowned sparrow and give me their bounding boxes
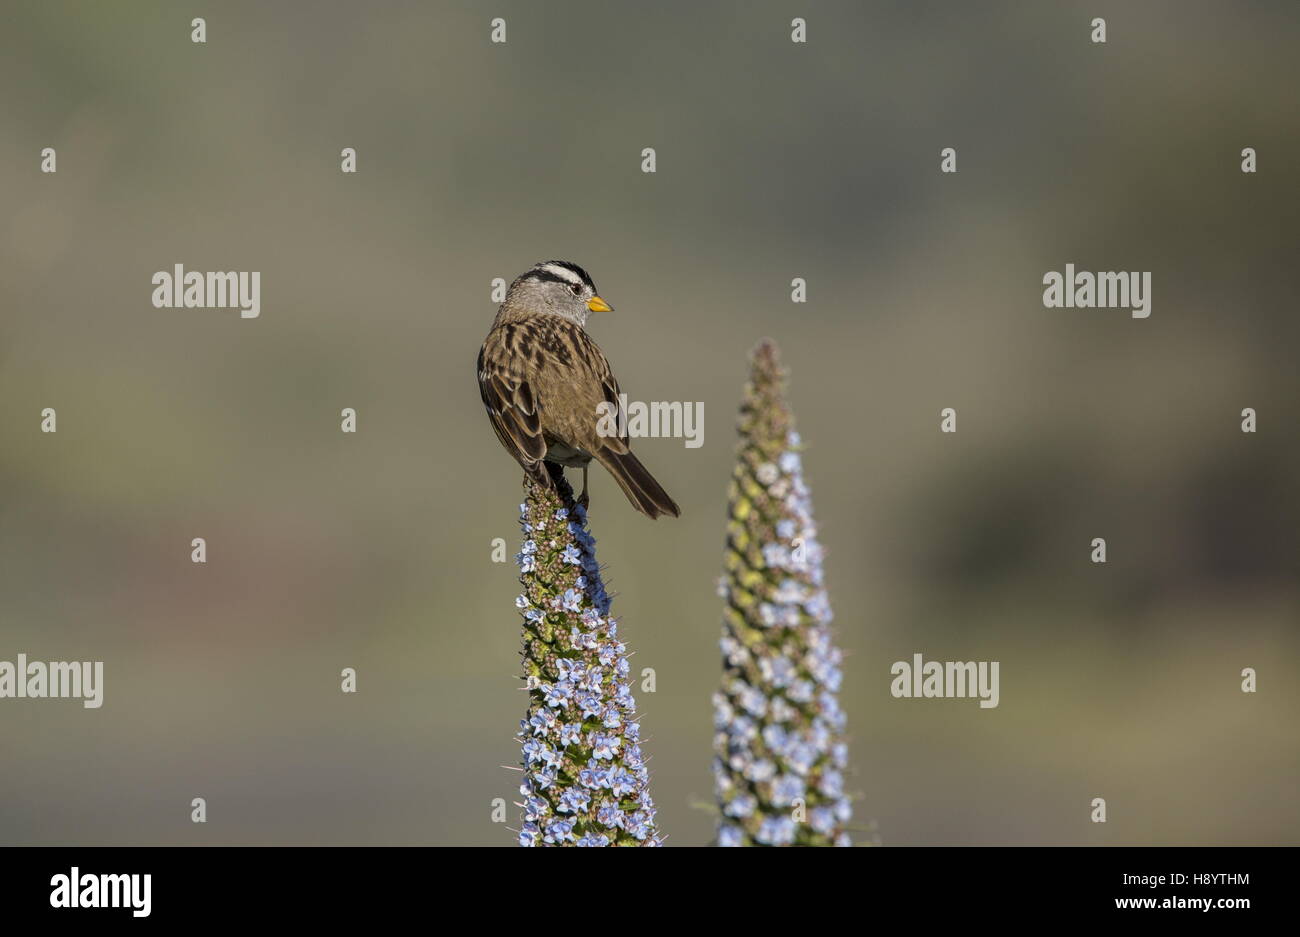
[477,261,680,519]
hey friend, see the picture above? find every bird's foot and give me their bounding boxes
[576,464,590,512]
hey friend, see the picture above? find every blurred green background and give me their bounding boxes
[1,1,1297,846]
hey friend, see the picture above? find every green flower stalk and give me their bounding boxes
[713,339,852,846]
[513,472,660,846]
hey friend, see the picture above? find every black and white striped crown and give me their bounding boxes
[520,260,596,292]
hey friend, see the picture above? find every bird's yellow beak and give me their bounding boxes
[587,296,613,313]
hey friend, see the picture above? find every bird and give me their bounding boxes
[477,260,680,519]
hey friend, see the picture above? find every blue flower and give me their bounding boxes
[578,762,610,790]
[718,824,745,847]
[723,793,757,818]
[818,769,845,799]
[760,655,796,689]
[739,685,767,717]
[755,816,796,846]
[761,544,790,569]
[529,709,556,736]
[523,796,549,822]
[771,774,805,807]
[578,694,604,720]
[590,732,621,760]
[596,801,624,829]
[541,682,573,708]
[543,819,575,844]
[626,811,655,841]
[609,768,638,797]
[786,742,817,776]
[762,724,789,753]
[557,788,591,814]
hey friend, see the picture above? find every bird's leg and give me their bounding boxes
[544,461,566,488]
[577,464,590,510]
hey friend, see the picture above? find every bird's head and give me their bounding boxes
[506,260,612,326]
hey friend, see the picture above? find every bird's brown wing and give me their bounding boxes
[479,314,679,518]
[528,317,630,457]
[563,327,680,517]
[477,329,547,477]
[576,326,628,454]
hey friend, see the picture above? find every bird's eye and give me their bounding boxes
[569,283,582,296]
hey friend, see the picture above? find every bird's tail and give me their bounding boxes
[596,449,681,519]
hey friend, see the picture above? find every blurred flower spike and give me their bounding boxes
[713,339,854,847]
